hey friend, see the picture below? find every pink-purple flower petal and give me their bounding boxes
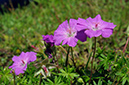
[76,18,87,31]
[77,14,116,38]
[12,55,21,62]
[62,38,68,45]
[102,29,113,38]
[69,19,77,29]
[75,30,87,42]
[42,35,54,46]
[85,30,96,38]
[94,14,102,22]
[57,20,69,31]
[85,30,102,38]
[9,52,37,75]
[67,37,78,47]
[54,19,87,47]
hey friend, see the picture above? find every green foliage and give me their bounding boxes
[98,53,114,70]
[93,79,102,85]
[0,67,12,84]
[58,67,79,79]
[44,76,66,85]
[126,25,129,36]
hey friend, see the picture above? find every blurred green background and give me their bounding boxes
[0,0,129,67]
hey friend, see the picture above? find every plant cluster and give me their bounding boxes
[4,14,128,85]
[0,0,129,85]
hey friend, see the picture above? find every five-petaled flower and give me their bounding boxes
[9,52,37,75]
[42,35,54,47]
[77,14,116,38]
[54,19,87,47]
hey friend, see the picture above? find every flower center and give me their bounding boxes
[21,60,26,67]
[68,32,75,37]
[66,28,76,37]
[95,23,98,28]
[92,23,100,31]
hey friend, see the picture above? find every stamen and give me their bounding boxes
[67,28,72,34]
[95,24,98,28]
[43,67,48,73]
[66,27,75,37]
[21,60,25,64]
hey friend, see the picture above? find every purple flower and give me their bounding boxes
[48,53,52,59]
[42,35,54,46]
[9,52,37,75]
[54,19,87,47]
[77,14,116,38]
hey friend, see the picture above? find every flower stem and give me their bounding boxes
[115,76,123,85]
[39,73,42,85]
[85,52,92,69]
[65,47,70,67]
[89,37,97,84]
[12,71,16,85]
[71,47,76,68]
[123,36,129,53]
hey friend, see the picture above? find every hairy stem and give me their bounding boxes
[65,47,70,67]
[13,71,16,85]
[89,37,97,84]
[71,47,76,68]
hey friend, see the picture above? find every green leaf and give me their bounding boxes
[34,69,46,78]
[93,80,97,85]
[122,78,126,85]
[98,79,102,85]
[77,77,84,83]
